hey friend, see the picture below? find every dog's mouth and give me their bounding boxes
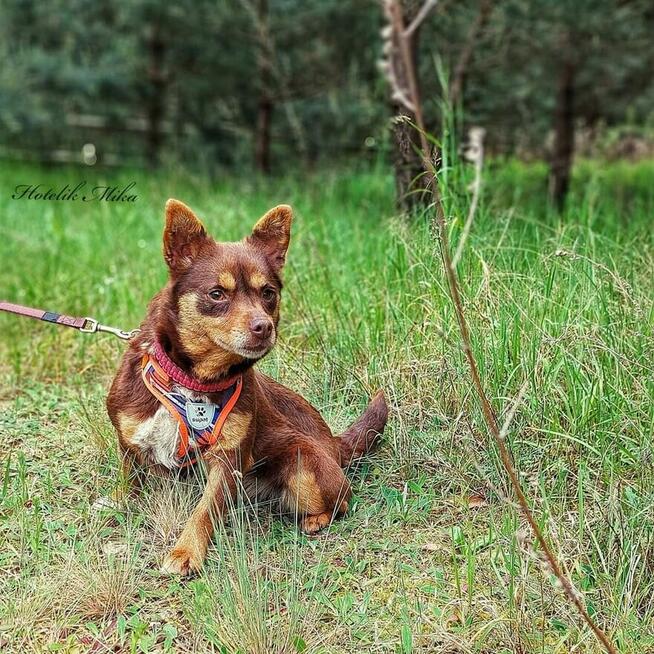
[239,344,271,359]
[210,333,274,360]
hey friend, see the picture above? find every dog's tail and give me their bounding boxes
[338,390,389,467]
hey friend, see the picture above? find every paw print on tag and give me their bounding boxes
[187,402,216,430]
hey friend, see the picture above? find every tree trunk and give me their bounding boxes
[254,0,273,174]
[255,97,272,174]
[450,0,493,106]
[549,59,576,211]
[390,13,427,213]
[146,25,166,169]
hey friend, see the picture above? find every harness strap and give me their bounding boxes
[141,353,242,467]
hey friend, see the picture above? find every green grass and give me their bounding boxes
[0,157,652,653]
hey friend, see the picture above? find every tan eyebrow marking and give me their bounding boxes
[217,272,236,290]
[249,272,267,288]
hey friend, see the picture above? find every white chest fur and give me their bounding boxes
[130,385,210,469]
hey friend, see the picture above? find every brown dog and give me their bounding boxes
[106,200,388,575]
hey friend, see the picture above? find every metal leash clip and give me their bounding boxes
[81,317,141,341]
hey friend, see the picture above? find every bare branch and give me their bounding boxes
[383,3,618,653]
[404,0,439,38]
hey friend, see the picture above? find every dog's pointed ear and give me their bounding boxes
[163,199,209,273]
[247,204,293,271]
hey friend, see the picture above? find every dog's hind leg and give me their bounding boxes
[277,438,351,534]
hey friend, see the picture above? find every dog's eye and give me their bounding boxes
[261,287,276,302]
[208,288,227,301]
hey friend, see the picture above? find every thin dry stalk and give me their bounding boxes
[382,2,618,652]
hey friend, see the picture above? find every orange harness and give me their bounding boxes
[141,352,242,467]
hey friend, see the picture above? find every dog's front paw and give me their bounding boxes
[161,545,205,576]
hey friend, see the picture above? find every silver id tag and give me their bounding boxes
[186,402,217,430]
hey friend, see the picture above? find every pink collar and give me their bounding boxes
[152,340,240,393]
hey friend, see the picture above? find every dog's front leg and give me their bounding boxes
[161,449,240,576]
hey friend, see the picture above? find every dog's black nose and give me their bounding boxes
[249,318,273,340]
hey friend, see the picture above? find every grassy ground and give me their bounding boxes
[0,158,652,653]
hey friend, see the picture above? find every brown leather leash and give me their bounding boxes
[0,300,140,341]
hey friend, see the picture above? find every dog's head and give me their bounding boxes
[161,199,292,377]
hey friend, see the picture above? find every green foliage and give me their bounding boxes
[1,0,652,168]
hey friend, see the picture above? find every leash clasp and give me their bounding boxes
[82,317,140,341]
